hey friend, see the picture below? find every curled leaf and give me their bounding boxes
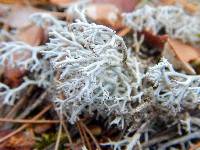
[85,3,123,30]
[163,38,200,74]
[3,66,26,87]
[141,30,168,49]
[3,49,31,87]
[0,130,35,150]
[93,0,138,12]
[17,24,47,46]
[0,4,45,28]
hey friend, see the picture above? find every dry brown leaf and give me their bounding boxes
[0,130,35,150]
[141,30,168,49]
[163,38,200,74]
[167,38,200,62]
[0,0,22,4]
[0,0,50,5]
[85,3,123,30]
[160,0,175,5]
[93,0,139,12]
[1,4,45,28]
[17,24,47,46]
[4,66,26,88]
[3,49,31,87]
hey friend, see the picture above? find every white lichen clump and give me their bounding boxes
[123,5,200,47]
[44,20,143,125]
[145,58,200,113]
[0,42,52,105]
[0,42,41,71]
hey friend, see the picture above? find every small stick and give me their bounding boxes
[80,121,102,150]
[55,119,62,150]
[191,117,200,127]
[117,27,131,37]
[77,122,87,148]
[0,104,52,144]
[141,134,175,148]
[158,131,200,150]
[0,118,59,124]
[0,103,4,117]
[54,103,74,150]
[62,120,74,150]
[82,126,92,150]
[4,86,34,119]
[78,122,92,150]
[0,86,34,128]
[17,90,48,119]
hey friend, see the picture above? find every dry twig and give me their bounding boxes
[55,119,62,150]
[80,121,102,150]
[0,104,52,144]
[0,118,59,124]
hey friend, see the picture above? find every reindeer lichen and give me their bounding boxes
[0,42,52,105]
[123,5,200,47]
[145,58,200,113]
[43,19,144,125]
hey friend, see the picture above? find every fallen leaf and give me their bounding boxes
[160,0,177,5]
[85,3,123,30]
[3,49,31,87]
[17,24,47,46]
[0,130,35,150]
[93,0,139,12]
[141,30,168,49]
[0,0,49,5]
[3,66,26,88]
[168,39,200,62]
[1,4,45,28]
[0,0,22,4]
[163,38,200,74]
